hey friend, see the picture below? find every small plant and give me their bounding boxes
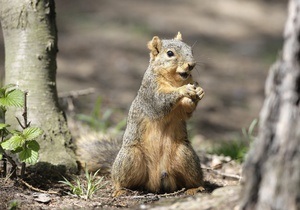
[0,84,43,177]
[1,127,42,164]
[60,168,106,199]
[8,200,20,210]
[76,97,126,134]
[209,140,249,163]
[210,119,258,162]
[242,118,258,142]
[60,176,83,197]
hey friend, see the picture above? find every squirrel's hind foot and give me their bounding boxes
[112,189,129,197]
[185,186,205,195]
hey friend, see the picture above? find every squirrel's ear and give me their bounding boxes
[147,36,162,58]
[174,32,182,41]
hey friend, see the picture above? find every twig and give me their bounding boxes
[127,194,159,200]
[202,166,241,180]
[19,92,30,178]
[15,117,25,129]
[58,88,95,113]
[22,92,30,127]
[20,162,25,178]
[19,178,59,194]
[125,188,186,200]
[2,157,6,177]
[58,88,95,99]
[159,188,186,197]
[0,146,17,178]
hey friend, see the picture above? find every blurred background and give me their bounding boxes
[0,0,287,144]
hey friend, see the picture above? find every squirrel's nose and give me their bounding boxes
[188,63,196,71]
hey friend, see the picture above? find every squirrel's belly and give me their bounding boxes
[146,166,179,193]
[146,149,182,193]
[159,170,178,192]
[141,118,188,192]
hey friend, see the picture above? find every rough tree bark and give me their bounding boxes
[241,0,300,209]
[0,0,77,173]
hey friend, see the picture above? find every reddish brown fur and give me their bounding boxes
[111,33,204,196]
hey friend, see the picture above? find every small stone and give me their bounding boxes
[211,156,223,169]
[33,193,51,204]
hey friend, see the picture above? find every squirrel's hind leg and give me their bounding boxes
[111,146,148,196]
[173,143,204,192]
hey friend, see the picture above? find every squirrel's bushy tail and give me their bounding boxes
[68,117,122,175]
[75,133,121,174]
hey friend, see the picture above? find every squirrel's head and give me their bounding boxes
[147,32,196,83]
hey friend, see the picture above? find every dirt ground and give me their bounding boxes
[0,0,287,209]
[0,153,242,210]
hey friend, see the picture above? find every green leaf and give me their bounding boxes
[0,84,14,97]
[0,89,24,108]
[23,127,43,140]
[27,140,40,151]
[2,84,16,91]
[0,123,10,137]
[1,135,25,150]
[102,109,113,122]
[0,146,3,160]
[114,118,126,132]
[10,130,22,135]
[19,148,39,164]
[0,89,4,98]
[248,119,258,136]
[12,147,23,154]
[0,123,10,130]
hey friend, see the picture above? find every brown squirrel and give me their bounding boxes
[75,32,205,196]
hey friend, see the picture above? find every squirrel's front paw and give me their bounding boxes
[179,82,205,102]
[194,83,205,101]
[179,84,197,98]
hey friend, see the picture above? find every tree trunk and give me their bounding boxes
[241,0,300,209]
[0,0,77,173]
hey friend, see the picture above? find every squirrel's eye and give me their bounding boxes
[167,50,174,57]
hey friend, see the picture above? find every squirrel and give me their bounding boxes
[75,32,205,196]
